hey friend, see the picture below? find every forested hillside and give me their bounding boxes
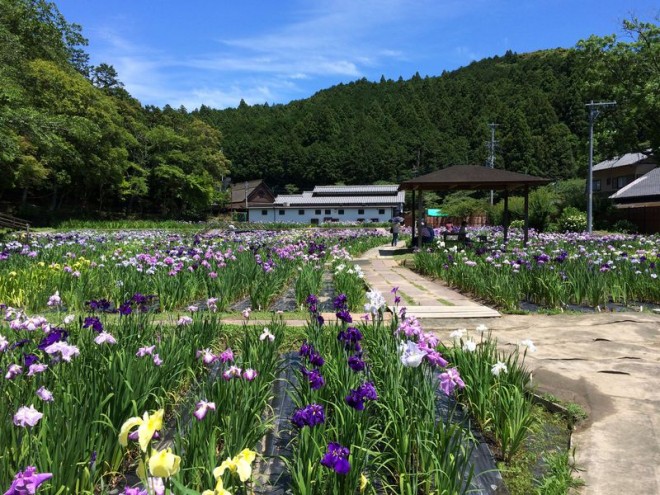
[196,18,659,194]
[0,0,657,219]
[0,0,230,221]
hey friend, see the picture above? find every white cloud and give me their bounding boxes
[80,0,485,108]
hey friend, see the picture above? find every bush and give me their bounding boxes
[611,219,638,234]
[556,207,587,232]
[510,219,525,229]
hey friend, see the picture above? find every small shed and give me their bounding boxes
[399,165,551,246]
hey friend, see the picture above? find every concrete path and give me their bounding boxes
[356,245,500,318]
[356,243,660,495]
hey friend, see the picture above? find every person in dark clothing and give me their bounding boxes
[458,221,468,242]
[390,214,403,246]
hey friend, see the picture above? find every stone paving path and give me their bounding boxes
[356,245,500,318]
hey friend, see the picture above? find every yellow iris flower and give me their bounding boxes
[360,473,369,492]
[118,408,164,452]
[213,449,257,483]
[148,448,181,478]
[201,478,232,495]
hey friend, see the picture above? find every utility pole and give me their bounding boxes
[586,101,616,233]
[487,123,498,205]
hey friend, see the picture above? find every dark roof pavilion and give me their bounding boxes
[398,165,551,191]
[399,165,551,246]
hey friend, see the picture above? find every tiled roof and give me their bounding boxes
[312,185,400,195]
[593,152,655,172]
[610,167,660,200]
[273,192,405,206]
[230,179,268,203]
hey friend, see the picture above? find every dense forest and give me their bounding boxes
[0,0,657,220]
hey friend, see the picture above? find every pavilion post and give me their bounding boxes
[417,190,424,249]
[523,185,529,246]
[411,190,416,241]
[503,189,509,244]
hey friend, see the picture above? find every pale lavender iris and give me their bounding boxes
[43,341,80,362]
[27,363,48,376]
[36,386,54,402]
[5,364,22,380]
[13,405,43,427]
[136,345,156,357]
[399,341,427,367]
[94,331,117,345]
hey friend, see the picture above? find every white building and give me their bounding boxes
[248,185,405,224]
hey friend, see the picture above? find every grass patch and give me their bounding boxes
[500,404,581,494]
[219,310,310,321]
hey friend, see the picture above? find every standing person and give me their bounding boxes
[458,221,468,242]
[390,213,403,246]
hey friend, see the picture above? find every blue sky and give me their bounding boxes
[54,0,658,110]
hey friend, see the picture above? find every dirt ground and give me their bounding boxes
[420,313,660,495]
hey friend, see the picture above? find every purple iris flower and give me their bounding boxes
[301,367,325,390]
[336,309,352,323]
[338,327,362,349]
[4,466,52,494]
[118,302,133,316]
[439,368,466,396]
[345,389,366,410]
[345,382,378,410]
[348,354,365,372]
[83,317,103,333]
[23,353,39,367]
[37,329,68,351]
[333,294,348,310]
[291,403,325,428]
[306,294,319,309]
[359,381,378,401]
[86,299,112,312]
[11,339,30,350]
[299,342,324,368]
[320,442,350,475]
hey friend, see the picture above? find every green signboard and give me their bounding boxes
[427,209,448,217]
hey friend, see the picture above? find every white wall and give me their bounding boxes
[249,206,400,223]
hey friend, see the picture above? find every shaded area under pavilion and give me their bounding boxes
[398,165,551,247]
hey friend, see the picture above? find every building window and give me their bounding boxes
[593,180,601,192]
[358,209,364,215]
[325,209,331,214]
[378,209,385,215]
[310,218,319,225]
[262,209,268,216]
[338,209,344,215]
[279,210,285,215]
[616,176,629,189]
[315,209,321,215]
[298,209,305,215]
